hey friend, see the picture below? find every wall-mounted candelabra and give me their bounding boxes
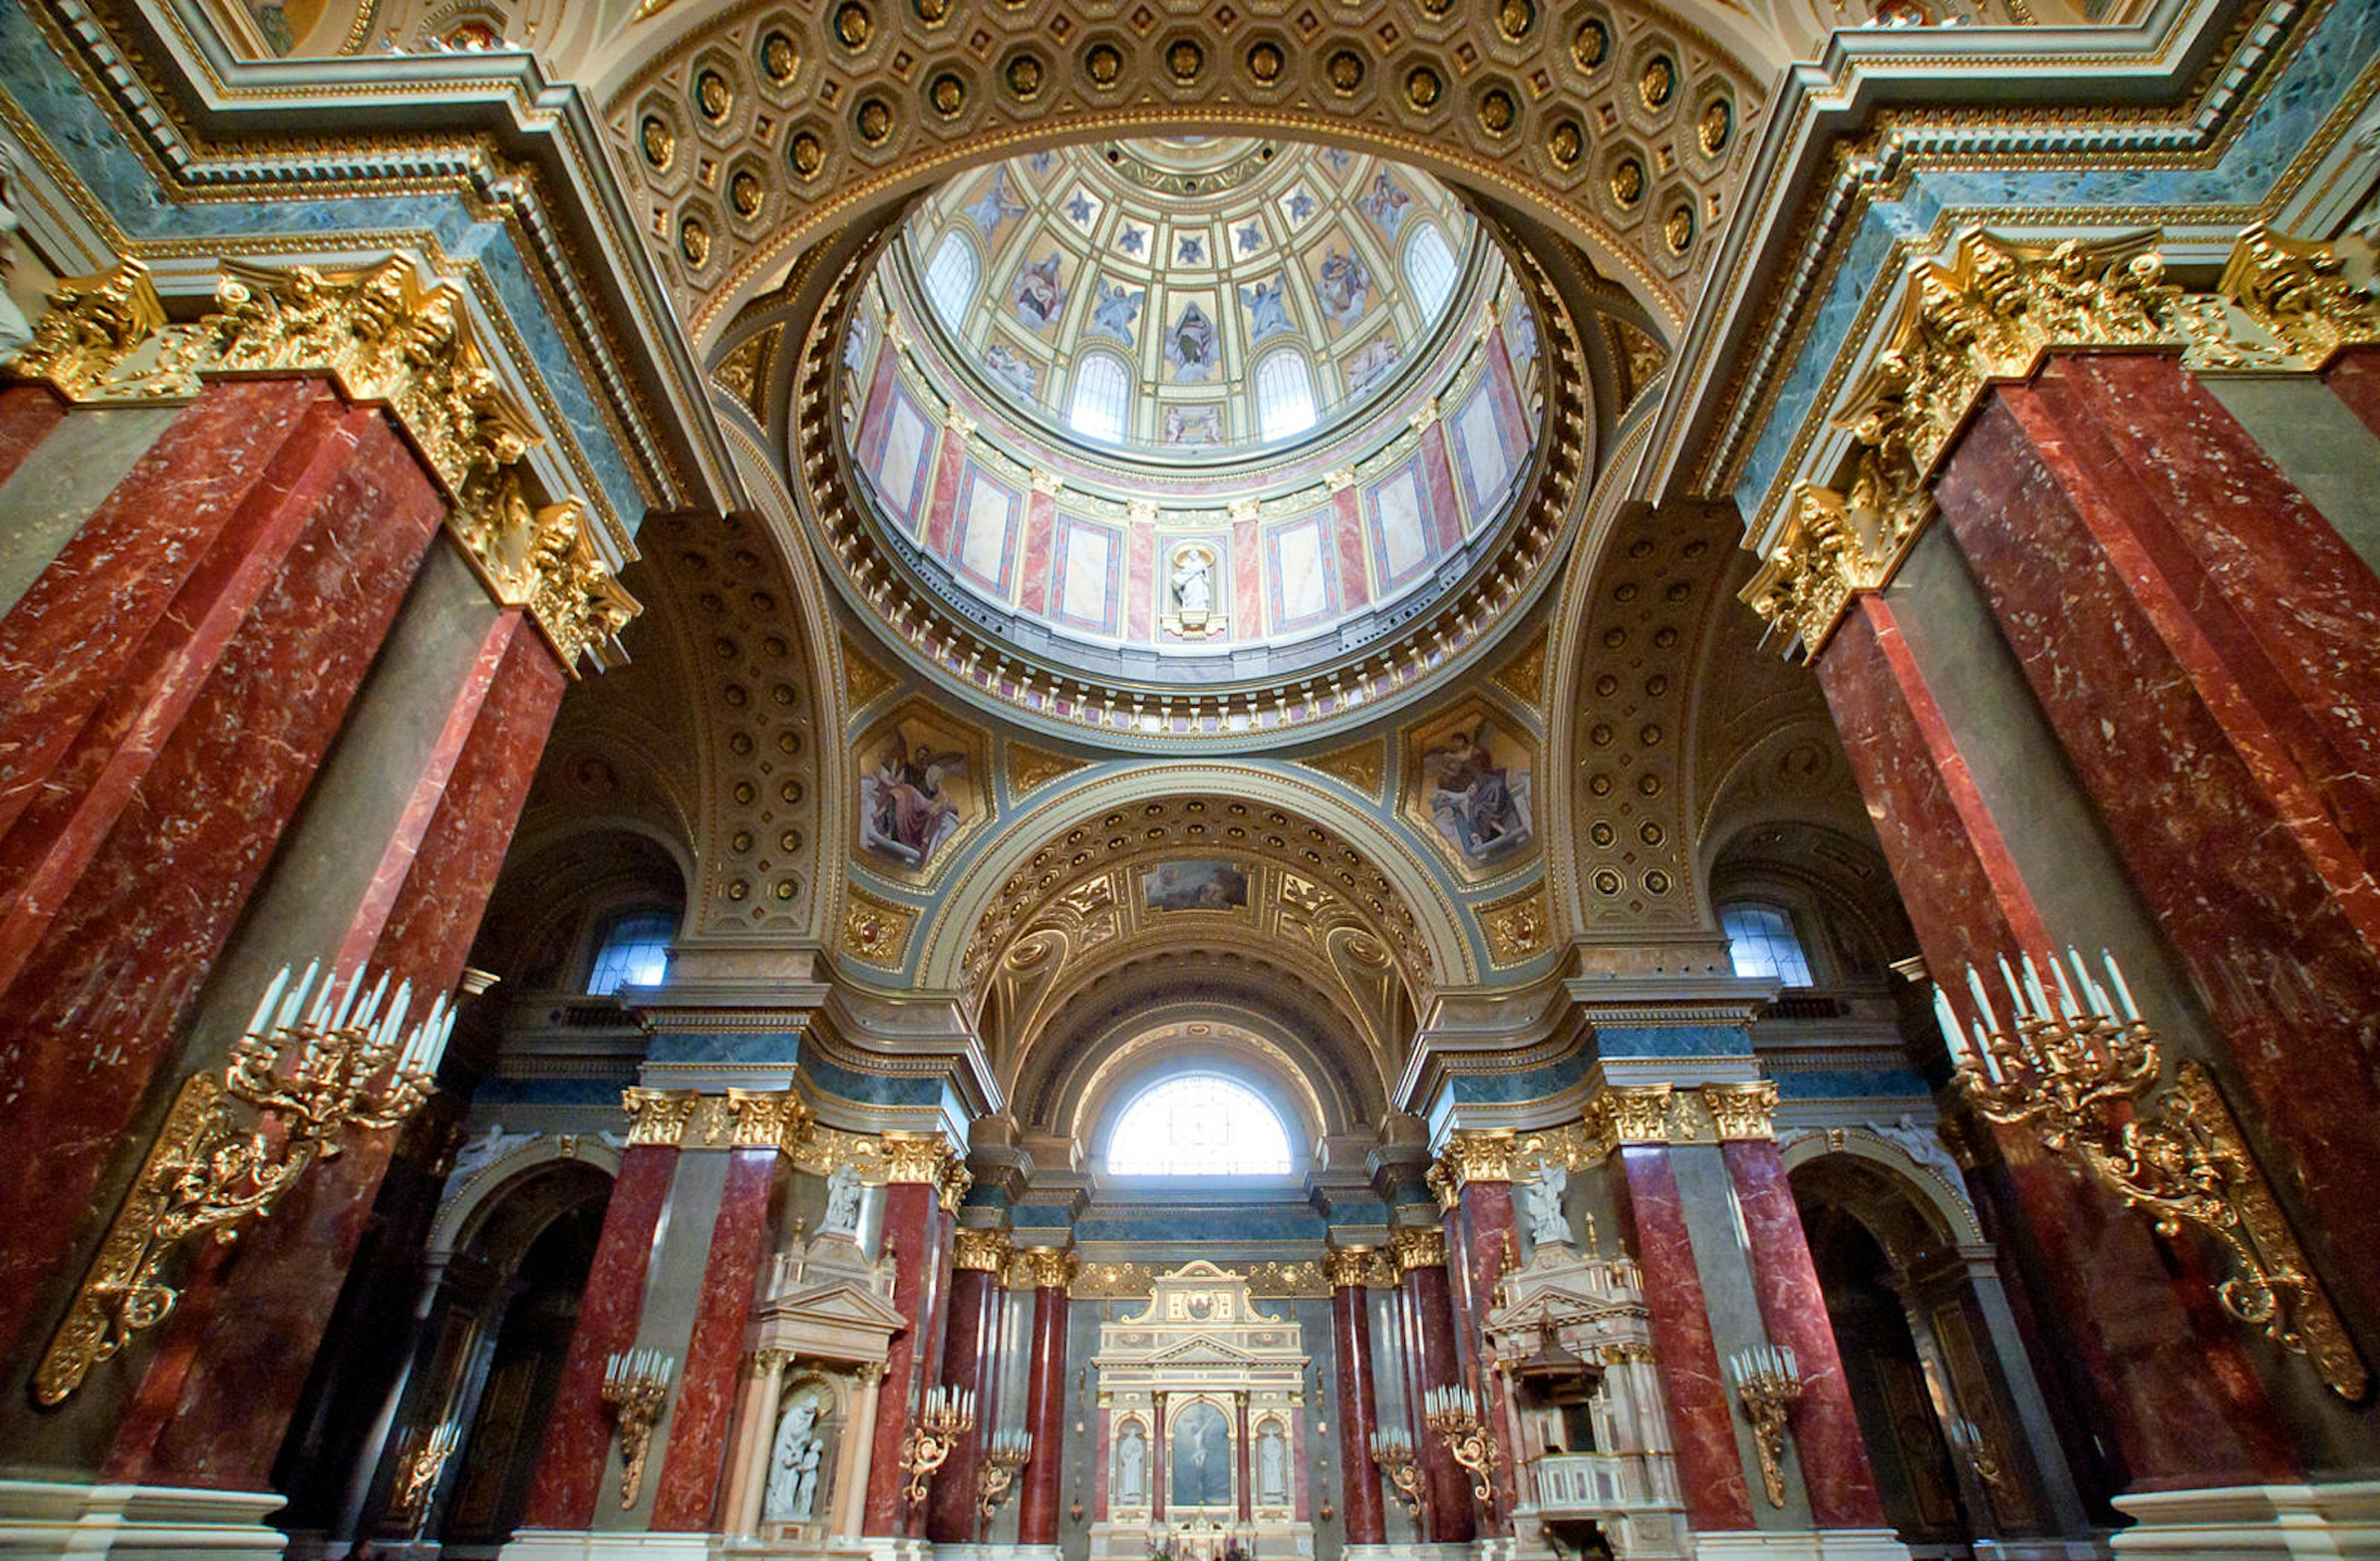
[977,1427,1033,1519]
[1368,1426,1426,1524]
[1421,1384,1499,1503]
[1944,1417,2003,1493]
[902,1384,976,1506]
[36,960,458,1405]
[1726,1344,1802,1508]
[602,1348,675,1508]
[1937,948,2369,1402]
[393,1420,461,1529]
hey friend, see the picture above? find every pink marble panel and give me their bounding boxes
[0,384,66,492]
[1018,490,1057,616]
[1817,595,2294,1487]
[1232,519,1261,637]
[1943,370,2380,1334]
[1333,488,1370,609]
[1721,1139,1885,1528]
[653,1147,782,1530]
[1613,1146,1754,1531]
[1420,422,1463,554]
[1126,520,1155,641]
[0,404,444,1374]
[922,427,966,560]
[1457,1183,1519,1519]
[524,1143,682,1529]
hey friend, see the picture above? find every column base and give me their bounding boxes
[0,1479,288,1557]
[497,1531,715,1559]
[2110,1482,2380,1558]
[1691,1532,1911,1560]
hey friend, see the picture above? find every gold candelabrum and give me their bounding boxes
[976,1426,1034,1519]
[1944,1417,2004,1493]
[1368,1426,1426,1525]
[1937,948,2369,1402]
[601,1348,674,1508]
[393,1420,462,1529]
[901,1383,977,1506]
[35,960,458,1405]
[1727,1343,1803,1508]
[1421,1384,1499,1504]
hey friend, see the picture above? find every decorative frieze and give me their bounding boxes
[4,257,638,671]
[1743,225,2380,655]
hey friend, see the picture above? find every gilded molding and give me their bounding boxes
[728,1088,814,1149]
[1741,226,2380,655]
[1013,1245,1080,1290]
[4,257,638,672]
[623,1087,700,1146]
[1428,1130,1519,1208]
[1589,1084,1678,1152]
[1069,1258,1338,1299]
[954,1228,1013,1272]
[1699,1081,1779,1142]
[881,1129,962,1187]
[1391,1227,1448,1271]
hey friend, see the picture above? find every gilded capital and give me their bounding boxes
[1434,1130,1518,1193]
[622,1087,698,1146]
[1391,1227,1448,1271]
[954,1228,1012,1273]
[1015,1245,1078,1290]
[2219,222,2380,365]
[754,1347,793,1377]
[1321,1245,1376,1288]
[1700,1081,1778,1142]
[728,1088,813,1149]
[880,1130,959,1185]
[1590,1084,1675,1148]
[938,1156,974,1215]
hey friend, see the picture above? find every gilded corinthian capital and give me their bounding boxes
[1391,1227,1448,1271]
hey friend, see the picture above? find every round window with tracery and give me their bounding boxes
[1106,1074,1293,1176]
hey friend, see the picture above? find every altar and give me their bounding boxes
[1086,1262,1315,1561]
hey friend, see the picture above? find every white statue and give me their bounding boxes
[1116,1423,1147,1503]
[1522,1159,1571,1247]
[790,1439,823,1519]
[1171,547,1214,616]
[820,1161,863,1236]
[763,1394,821,1521]
[1257,1424,1288,1505]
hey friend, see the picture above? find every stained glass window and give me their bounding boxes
[1108,1074,1292,1176]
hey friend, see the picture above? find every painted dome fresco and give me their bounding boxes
[824,138,1580,746]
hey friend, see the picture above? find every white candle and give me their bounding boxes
[1933,986,1970,1065]
[2020,953,2054,1023]
[248,965,291,1038]
[2103,951,2140,1022]
[280,960,320,1032]
[1996,955,2027,1025]
[1970,1022,2001,1083]
[1964,964,1999,1036]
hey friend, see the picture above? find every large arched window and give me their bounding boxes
[1721,901,1815,987]
[1107,1074,1293,1176]
[586,909,673,995]
[1069,352,1134,443]
[1252,350,1317,441]
[1403,224,1460,317]
[923,231,979,327]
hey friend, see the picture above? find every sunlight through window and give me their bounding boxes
[1108,1074,1293,1176]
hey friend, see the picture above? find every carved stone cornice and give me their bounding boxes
[954,1228,1012,1273]
[1391,1228,1448,1272]
[1742,225,2380,655]
[1699,1081,1778,1143]
[5,257,638,671]
[1013,1246,1079,1291]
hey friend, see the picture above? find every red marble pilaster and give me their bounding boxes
[1151,1391,1167,1521]
[0,383,66,492]
[1236,1391,1253,1522]
[1016,1278,1070,1546]
[927,1257,1002,1542]
[1399,1255,1474,1544]
[1333,487,1370,609]
[2324,346,2380,439]
[1938,356,2380,1330]
[110,612,566,1488]
[653,1146,783,1530]
[1331,1278,1386,1546]
[1452,1179,1519,1524]
[1611,1145,1755,1532]
[862,1180,942,1536]
[0,392,446,1373]
[522,1143,682,1530]
[1721,1139,1888,1529]
[1815,593,2293,1488]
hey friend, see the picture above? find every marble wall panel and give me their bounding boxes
[652,1146,782,1531]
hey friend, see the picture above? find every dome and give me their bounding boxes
[820,138,1580,746]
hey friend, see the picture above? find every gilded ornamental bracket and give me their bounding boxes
[4,257,638,672]
[1743,224,2380,656]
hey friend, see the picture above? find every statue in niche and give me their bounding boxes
[1257,1422,1288,1505]
[820,1161,864,1236]
[1171,545,1215,618]
[1171,1401,1232,1507]
[1522,1158,1571,1248]
[1115,1421,1148,1504]
[764,1391,823,1522]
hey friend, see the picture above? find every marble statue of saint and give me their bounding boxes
[1257,1425,1287,1505]
[1522,1159,1571,1247]
[1116,1423,1147,1503]
[789,1439,823,1519]
[1172,548,1214,616]
[764,1395,821,1521]
[821,1161,863,1236]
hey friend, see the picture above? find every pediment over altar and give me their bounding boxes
[1093,1260,1307,1400]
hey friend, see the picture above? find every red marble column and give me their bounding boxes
[862,1176,946,1536]
[1329,1267,1387,1546]
[0,383,66,491]
[1151,1391,1167,1522]
[1721,1138,1888,1529]
[106,612,568,1488]
[0,384,446,1371]
[1815,592,2293,1488]
[927,1236,1007,1542]
[1016,1262,1072,1546]
[1936,356,2380,1330]
[1236,1392,1253,1522]
[1611,1144,1755,1531]
[652,1146,783,1530]
[1397,1239,1474,1544]
[1452,1175,1520,1523]
[522,1141,683,1530]
[2324,345,2380,437]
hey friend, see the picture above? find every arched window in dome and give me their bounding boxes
[1253,350,1318,441]
[1403,224,1460,318]
[923,231,979,327]
[1721,900,1815,988]
[1107,1074,1294,1177]
[1069,351,1134,443]
[586,909,673,995]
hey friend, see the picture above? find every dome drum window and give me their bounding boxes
[1106,1074,1294,1177]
